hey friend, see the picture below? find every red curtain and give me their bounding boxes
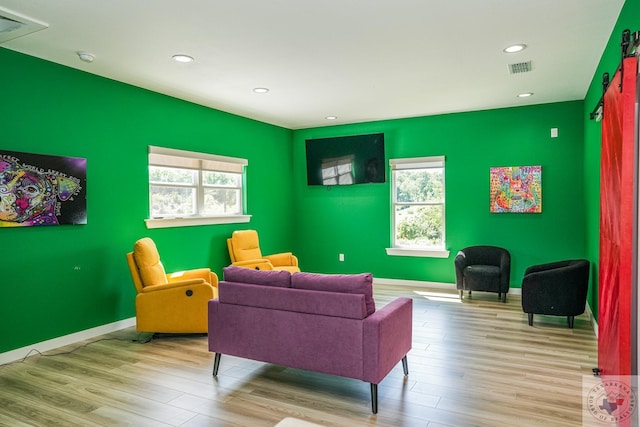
[598,55,637,380]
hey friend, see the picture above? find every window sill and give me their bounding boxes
[145,215,251,229]
[385,247,450,258]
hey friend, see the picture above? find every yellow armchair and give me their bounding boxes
[227,230,300,273]
[126,237,218,333]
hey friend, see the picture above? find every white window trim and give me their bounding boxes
[385,247,450,258]
[386,155,450,258]
[145,215,251,229]
[146,146,249,228]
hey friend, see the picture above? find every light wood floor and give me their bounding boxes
[0,285,599,427]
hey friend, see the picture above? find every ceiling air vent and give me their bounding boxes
[0,16,23,33]
[508,61,532,75]
[0,7,47,44]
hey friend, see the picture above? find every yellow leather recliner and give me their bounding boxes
[126,237,218,333]
[227,229,300,273]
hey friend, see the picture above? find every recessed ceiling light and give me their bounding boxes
[172,54,194,63]
[504,44,527,54]
[253,87,269,93]
[77,51,95,63]
[326,116,338,120]
[517,92,534,98]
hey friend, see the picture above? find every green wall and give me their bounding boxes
[1,48,294,353]
[293,102,586,285]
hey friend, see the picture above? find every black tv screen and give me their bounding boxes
[305,133,385,186]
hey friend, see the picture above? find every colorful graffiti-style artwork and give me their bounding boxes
[490,166,541,213]
[0,150,86,227]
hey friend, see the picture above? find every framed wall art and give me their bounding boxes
[0,150,86,227]
[490,165,541,213]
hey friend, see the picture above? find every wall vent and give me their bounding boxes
[0,7,47,44]
[509,61,532,75]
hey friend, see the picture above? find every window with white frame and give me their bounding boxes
[145,146,249,229]
[387,156,448,257]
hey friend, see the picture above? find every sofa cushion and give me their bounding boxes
[223,265,292,288]
[292,272,375,315]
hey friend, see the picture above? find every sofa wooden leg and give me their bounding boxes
[401,355,408,376]
[370,383,378,414]
[459,290,463,300]
[212,353,222,376]
[527,313,533,326]
[502,293,507,303]
[568,316,575,329]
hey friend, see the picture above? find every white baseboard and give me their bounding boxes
[0,317,136,366]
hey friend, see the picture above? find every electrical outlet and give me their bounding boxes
[339,253,344,262]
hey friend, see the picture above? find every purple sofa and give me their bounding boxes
[208,266,413,413]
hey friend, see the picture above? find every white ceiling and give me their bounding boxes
[0,1,625,130]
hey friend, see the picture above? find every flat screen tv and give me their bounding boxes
[305,133,385,186]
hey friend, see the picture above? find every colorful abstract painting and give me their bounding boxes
[490,165,541,213]
[0,150,86,227]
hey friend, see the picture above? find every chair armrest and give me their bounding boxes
[363,297,413,383]
[454,251,468,287]
[232,259,274,270]
[138,281,216,313]
[142,278,206,293]
[499,250,511,288]
[168,268,218,286]
[265,252,298,267]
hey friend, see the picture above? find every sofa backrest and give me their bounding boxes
[291,272,376,316]
[222,266,376,316]
[220,266,376,319]
[218,281,368,319]
[223,265,291,287]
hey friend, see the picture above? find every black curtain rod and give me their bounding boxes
[589,29,640,121]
